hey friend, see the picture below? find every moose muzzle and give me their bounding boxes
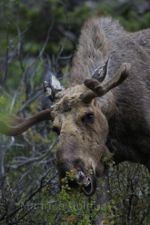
[76,170,96,196]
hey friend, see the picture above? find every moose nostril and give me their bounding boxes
[84,177,91,186]
[76,171,85,184]
[79,171,85,179]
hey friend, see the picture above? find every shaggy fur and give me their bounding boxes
[66,17,150,168]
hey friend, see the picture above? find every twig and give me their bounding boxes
[0,137,15,189]
[10,139,57,169]
[0,169,57,222]
[18,89,43,113]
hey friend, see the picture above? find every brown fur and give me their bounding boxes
[52,85,109,177]
[2,17,149,194]
[52,17,150,188]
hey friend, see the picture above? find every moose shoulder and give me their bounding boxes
[0,17,150,196]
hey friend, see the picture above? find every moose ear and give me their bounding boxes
[81,63,131,104]
[92,58,109,82]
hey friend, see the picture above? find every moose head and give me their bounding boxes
[0,62,130,196]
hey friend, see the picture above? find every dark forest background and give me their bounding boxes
[0,0,150,225]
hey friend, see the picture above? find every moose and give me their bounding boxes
[0,17,150,196]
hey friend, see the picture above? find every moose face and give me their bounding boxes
[51,84,110,195]
[49,62,130,195]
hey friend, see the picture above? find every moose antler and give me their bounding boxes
[43,67,64,101]
[0,66,64,136]
[0,109,52,136]
[80,63,131,103]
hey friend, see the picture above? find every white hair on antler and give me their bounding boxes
[51,73,64,91]
[43,72,64,101]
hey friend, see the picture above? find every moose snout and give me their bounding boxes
[76,171,85,184]
[57,160,97,196]
[76,171,96,196]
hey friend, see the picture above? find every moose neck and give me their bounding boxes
[70,19,108,86]
[106,88,150,169]
[93,88,150,169]
[68,18,150,169]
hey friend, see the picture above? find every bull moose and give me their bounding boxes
[0,17,150,196]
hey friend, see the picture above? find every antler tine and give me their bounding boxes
[81,63,131,103]
[0,108,52,136]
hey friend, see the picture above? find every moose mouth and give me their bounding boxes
[76,171,96,196]
[60,170,96,196]
[81,176,96,196]
[58,163,97,196]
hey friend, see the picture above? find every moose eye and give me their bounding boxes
[52,126,60,135]
[81,112,95,124]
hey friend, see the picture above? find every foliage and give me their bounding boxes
[0,0,150,225]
